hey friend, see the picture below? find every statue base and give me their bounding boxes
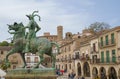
[5,68,57,79]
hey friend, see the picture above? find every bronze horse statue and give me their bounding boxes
[5,11,59,68]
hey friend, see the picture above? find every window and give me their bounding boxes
[34,57,38,63]
[106,51,110,63]
[101,51,104,63]
[105,35,109,45]
[59,65,60,69]
[69,46,71,51]
[69,54,71,60]
[65,55,67,60]
[62,65,63,69]
[1,51,3,54]
[69,64,71,69]
[112,49,116,62]
[27,57,30,63]
[13,65,16,69]
[93,43,96,52]
[76,52,79,59]
[101,37,103,46]
[111,33,114,44]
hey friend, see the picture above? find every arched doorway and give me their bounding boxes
[83,62,90,77]
[77,62,81,76]
[92,67,98,78]
[118,69,120,79]
[108,67,117,79]
[65,64,67,72]
[99,67,106,79]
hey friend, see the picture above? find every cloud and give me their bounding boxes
[0,0,96,42]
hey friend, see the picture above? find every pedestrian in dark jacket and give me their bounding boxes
[68,72,76,79]
[81,76,85,79]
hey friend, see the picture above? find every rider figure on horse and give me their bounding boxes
[24,11,41,53]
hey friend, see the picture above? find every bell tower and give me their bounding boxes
[57,25,63,41]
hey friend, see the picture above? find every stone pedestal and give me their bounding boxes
[5,68,57,79]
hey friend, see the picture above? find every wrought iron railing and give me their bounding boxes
[90,57,120,64]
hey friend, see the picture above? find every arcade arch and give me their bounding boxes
[77,62,81,76]
[83,62,90,77]
[99,67,107,79]
[92,67,98,78]
[108,67,117,79]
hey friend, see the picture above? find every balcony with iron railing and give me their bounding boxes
[72,54,90,61]
[90,47,99,54]
[90,57,120,65]
[99,39,116,48]
[90,58,100,64]
[80,55,90,61]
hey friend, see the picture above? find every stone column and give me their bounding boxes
[106,73,109,79]
[81,62,84,77]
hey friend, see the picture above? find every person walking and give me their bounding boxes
[81,76,85,79]
[68,71,76,79]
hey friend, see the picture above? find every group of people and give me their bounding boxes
[68,70,86,79]
[68,72,85,79]
[56,69,85,79]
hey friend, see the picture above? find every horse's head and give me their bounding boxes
[8,22,20,31]
[8,22,24,31]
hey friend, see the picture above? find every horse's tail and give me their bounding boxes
[51,42,60,54]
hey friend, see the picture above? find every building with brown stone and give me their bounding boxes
[56,26,120,79]
[39,25,63,42]
[0,46,23,69]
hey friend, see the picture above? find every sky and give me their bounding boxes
[0,0,120,42]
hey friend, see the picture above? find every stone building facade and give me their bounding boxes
[56,26,120,79]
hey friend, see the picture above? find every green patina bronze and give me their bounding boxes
[5,11,59,69]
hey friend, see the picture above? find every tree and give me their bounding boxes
[9,43,13,46]
[88,22,111,32]
[0,41,9,46]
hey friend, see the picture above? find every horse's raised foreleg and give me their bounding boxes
[34,51,44,68]
[20,53,26,68]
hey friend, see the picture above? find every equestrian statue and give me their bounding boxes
[5,11,59,68]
